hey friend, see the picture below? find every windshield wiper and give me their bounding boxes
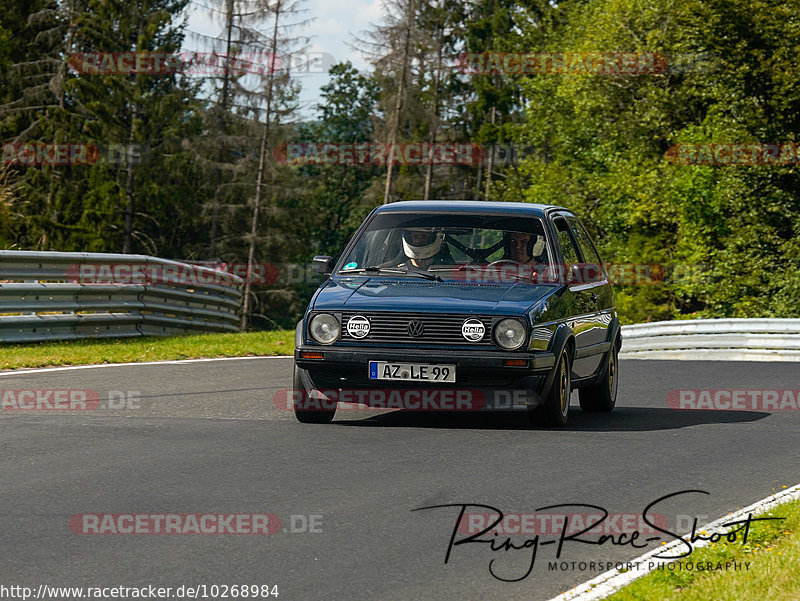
[340,266,442,281]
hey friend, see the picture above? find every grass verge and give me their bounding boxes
[0,330,295,370]
[606,491,800,601]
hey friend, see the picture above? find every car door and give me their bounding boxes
[552,211,607,378]
[565,213,613,376]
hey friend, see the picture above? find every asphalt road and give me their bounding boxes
[1,357,799,600]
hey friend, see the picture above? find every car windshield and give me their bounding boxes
[338,211,551,282]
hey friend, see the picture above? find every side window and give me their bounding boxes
[554,217,580,266]
[566,217,602,263]
[566,216,606,283]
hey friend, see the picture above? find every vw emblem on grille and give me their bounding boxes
[407,320,425,337]
[347,315,370,338]
[462,318,485,342]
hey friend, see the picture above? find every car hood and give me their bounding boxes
[311,277,556,315]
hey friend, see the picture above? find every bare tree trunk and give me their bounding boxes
[241,121,269,329]
[484,105,496,200]
[383,0,414,205]
[474,162,483,200]
[45,0,78,234]
[59,0,78,110]
[423,28,443,201]
[209,0,235,257]
[122,16,145,254]
[241,1,280,329]
[122,104,137,254]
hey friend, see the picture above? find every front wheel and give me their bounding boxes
[529,350,571,427]
[292,364,336,424]
[578,341,618,413]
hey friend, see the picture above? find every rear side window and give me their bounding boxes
[566,217,603,265]
[554,217,580,265]
[566,215,606,284]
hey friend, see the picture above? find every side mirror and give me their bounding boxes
[311,255,335,275]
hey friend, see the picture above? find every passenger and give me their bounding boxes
[505,231,546,264]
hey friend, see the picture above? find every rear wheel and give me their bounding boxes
[530,350,571,427]
[578,340,618,412]
[292,364,336,424]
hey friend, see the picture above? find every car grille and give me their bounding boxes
[340,312,495,346]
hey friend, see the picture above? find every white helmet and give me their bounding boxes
[531,235,546,257]
[402,228,444,260]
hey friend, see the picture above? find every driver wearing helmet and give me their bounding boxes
[398,228,453,270]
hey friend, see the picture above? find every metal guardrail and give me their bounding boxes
[0,251,243,343]
[620,318,800,361]
[3,256,794,359]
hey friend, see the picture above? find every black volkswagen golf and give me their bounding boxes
[293,200,620,427]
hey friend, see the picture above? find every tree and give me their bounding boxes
[293,61,381,253]
[357,0,425,203]
[0,0,209,254]
[510,0,800,321]
[238,0,309,329]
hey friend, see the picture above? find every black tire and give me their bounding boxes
[292,364,336,424]
[578,340,618,413]
[529,350,571,427]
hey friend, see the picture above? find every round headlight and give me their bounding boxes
[494,318,526,350]
[309,313,340,344]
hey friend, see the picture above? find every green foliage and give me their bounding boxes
[0,0,204,255]
[508,0,800,321]
[293,61,381,255]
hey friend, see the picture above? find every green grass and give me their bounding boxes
[607,492,800,601]
[0,330,295,370]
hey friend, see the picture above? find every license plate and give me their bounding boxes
[369,361,456,383]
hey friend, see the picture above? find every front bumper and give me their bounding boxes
[294,345,556,409]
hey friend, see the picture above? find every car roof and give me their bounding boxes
[373,200,570,217]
